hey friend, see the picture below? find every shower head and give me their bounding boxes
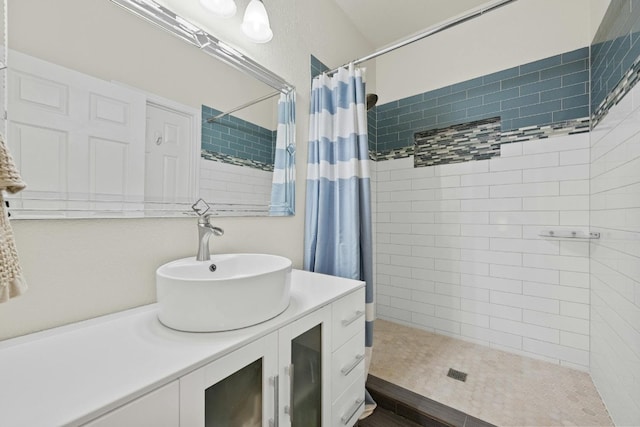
[366,93,378,111]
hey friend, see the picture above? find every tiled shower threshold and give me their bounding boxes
[359,375,495,427]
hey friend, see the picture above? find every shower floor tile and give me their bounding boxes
[369,319,613,427]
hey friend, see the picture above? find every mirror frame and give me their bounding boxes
[4,0,296,218]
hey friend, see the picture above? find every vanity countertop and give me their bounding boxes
[0,269,364,427]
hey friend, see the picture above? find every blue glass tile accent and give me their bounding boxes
[520,78,560,96]
[591,0,640,119]
[424,86,452,99]
[540,83,587,102]
[398,93,424,107]
[201,104,275,167]
[410,98,438,112]
[437,90,468,106]
[310,54,330,79]
[520,100,562,117]
[423,104,452,119]
[378,116,399,128]
[501,93,541,109]
[467,101,501,117]
[373,46,592,157]
[467,82,501,98]
[520,55,562,74]
[483,67,519,84]
[484,87,519,104]
[501,72,540,90]
[553,107,589,122]
[437,110,468,124]
[562,71,589,87]
[398,111,423,124]
[410,116,438,131]
[622,37,640,71]
[511,113,553,129]
[562,94,590,110]
[451,96,483,112]
[562,47,589,63]
[540,60,588,80]
[500,108,520,120]
[450,76,484,93]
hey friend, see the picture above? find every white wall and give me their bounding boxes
[589,76,640,425]
[0,0,373,341]
[590,0,612,40]
[375,134,591,369]
[374,0,591,104]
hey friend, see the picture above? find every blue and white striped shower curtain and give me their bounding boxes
[303,65,375,417]
[270,93,296,215]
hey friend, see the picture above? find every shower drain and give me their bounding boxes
[447,368,468,382]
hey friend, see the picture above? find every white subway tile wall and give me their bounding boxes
[374,133,591,369]
[198,159,272,207]
[589,82,640,423]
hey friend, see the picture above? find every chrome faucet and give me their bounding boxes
[196,213,224,261]
[191,199,224,261]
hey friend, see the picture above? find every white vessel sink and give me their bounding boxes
[156,253,292,332]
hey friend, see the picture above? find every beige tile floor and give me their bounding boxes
[369,319,613,427]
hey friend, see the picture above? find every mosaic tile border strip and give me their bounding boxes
[592,52,640,128]
[201,149,274,172]
[373,146,415,162]
[373,117,589,163]
[414,117,501,167]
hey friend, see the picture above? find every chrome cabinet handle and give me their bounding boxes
[341,354,365,376]
[284,364,294,421]
[342,310,365,327]
[269,375,278,427]
[341,398,364,424]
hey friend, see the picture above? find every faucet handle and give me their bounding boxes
[191,198,210,217]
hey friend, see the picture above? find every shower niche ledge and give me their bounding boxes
[0,270,365,427]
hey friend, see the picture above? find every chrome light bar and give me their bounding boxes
[109,0,293,93]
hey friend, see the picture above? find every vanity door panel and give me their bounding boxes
[179,331,279,427]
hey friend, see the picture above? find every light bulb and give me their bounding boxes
[241,0,273,43]
[199,0,237,18]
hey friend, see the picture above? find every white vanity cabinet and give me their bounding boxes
[177,294,366,427]
[83,381,180,427]
[0,270,364,427]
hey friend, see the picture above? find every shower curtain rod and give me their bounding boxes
[206,90,281,123]
[326,0,518,75]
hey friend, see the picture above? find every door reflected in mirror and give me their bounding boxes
[3,0,295,218]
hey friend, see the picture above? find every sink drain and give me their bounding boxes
[209,264,217,272]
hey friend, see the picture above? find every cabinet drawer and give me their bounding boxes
[332,329,365,402]
[332,287,365,351]
[331,373,365,427]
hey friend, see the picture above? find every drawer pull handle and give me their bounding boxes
[341,398,365,424]
[342,310,365,327]
[341,354,365,376]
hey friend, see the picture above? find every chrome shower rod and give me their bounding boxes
[327,0,518,75]
[206,90,281,123]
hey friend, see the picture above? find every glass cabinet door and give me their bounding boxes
[290,324,322,426]
[179,332,278,427]
[279,306,331,427]
[205,358,263,427]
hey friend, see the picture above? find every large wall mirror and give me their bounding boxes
[2,0,295,218]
